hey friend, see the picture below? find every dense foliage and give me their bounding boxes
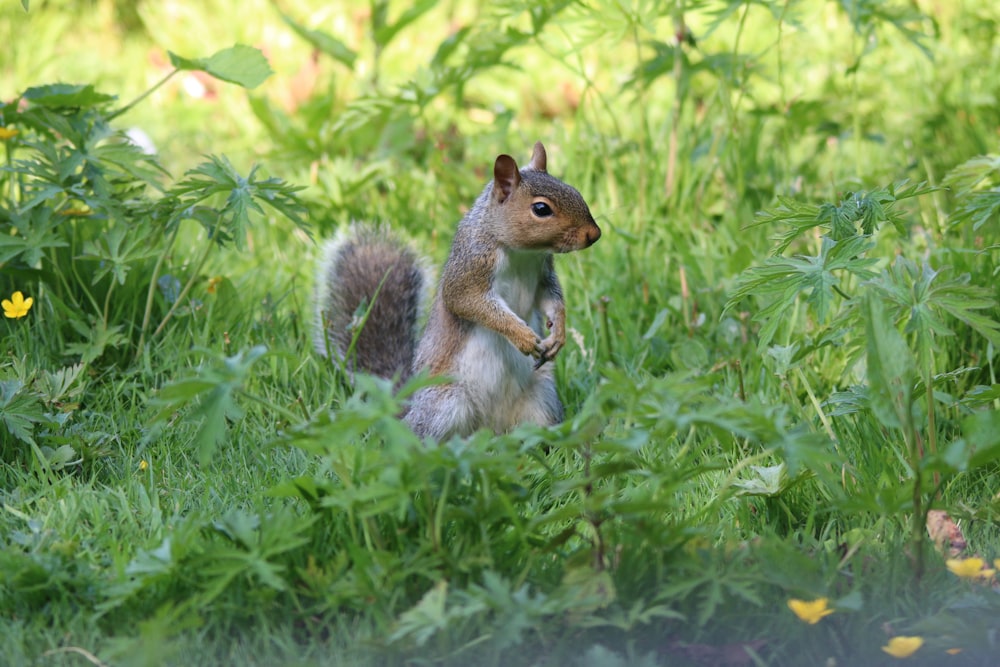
[2,1,1000,665]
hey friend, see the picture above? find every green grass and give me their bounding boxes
[3,0,1000,665]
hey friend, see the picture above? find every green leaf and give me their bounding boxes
[373,0,437,48]
[430,25,472,67]
[642,308,670,340]
[126,538,175,578]
[168,155,308,250]
[724,236,877,348]
[389,580,449,646]
[20,0,29,11]
[0,207,69,266]
[168,45,273,89]
[752,182,934,255]
[0,380,46,446]
[80,224,159,286]
[212,510,261,549]
[838,0,933,61]
[558,566,617,616]
[733,463,788,497]
[867,257,1000,369]
[64,320,128,364]
[863,294,916,432]
[961,410,1000,469]
[21,83,116,108]
[945,155,1000,231]
[149,346,268,463]
[944,154,1000,193]
[279,13,356,68]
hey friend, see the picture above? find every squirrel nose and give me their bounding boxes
[584,223,601,247]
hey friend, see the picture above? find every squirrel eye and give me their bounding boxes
[531,201,553,217]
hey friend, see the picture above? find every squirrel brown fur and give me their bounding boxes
[313,142,601,440]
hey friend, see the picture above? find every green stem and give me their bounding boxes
[3,134,14,202]
[151,232,215,340]
[795,367,836,442]
[632,14,649,214]
[849,12,865,178]
[102,279,115,329]
[136,222,182,358]
[924,350,938,493]
[907,417,924,581]
[664,0,686,199]
[730,0,752,113]
[236,389,305,425]
[108,69,180,121]
[776,1,792,175]
[69,243,103,317]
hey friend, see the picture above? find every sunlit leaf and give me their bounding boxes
[168,45,273,89]
[279,13,356,68]
[21,83,116,108]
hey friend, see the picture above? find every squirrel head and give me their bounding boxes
[488,142,601,253]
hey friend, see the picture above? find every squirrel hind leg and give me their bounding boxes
[404,384,478,440]
[515,373,564,428]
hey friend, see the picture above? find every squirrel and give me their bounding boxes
[313,141,601,440]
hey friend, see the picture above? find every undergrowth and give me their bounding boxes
[2,1,1000,666]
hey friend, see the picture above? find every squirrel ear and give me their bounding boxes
[493,154,520,203]
[529,142,547,172]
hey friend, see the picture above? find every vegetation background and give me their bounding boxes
[2,0,1000,665]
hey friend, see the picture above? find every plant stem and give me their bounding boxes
[151,231,216,340]
[849,10,864,178]
[108,69,180,121]
[3,134,14,202]
[136,221,181,358]
[236,389,306,425]
[907,417,925,581]
[102,279,115,329]
[664,0,686,199]
[776,1,792,178]
[730,0,752,114]
[796,367,836,442]
[630,14,650,216]
[924,353,939,493]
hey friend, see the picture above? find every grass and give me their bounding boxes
[3,0,1000,665]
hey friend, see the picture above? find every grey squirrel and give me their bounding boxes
[313,142,601,440]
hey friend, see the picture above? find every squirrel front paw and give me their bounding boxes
[511,326,543,358]
[533,334,564,369]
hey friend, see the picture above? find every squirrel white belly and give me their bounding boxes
[313,142,601,440]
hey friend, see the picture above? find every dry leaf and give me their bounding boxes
[926,510,966,557]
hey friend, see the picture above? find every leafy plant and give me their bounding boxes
[0,45,304,368]
[0,45,308,455]
[3,2,1000,666]
[726,174,1000,584]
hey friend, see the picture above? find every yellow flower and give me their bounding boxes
[787,598,834,624]
[0,126,18,140]
[206,276,223,294]
[882,636,924,658]
[946,557,995,579]
[139,460,148,471]
[2,291,33,319]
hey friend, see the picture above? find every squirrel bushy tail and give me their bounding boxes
[313,225,428,383]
